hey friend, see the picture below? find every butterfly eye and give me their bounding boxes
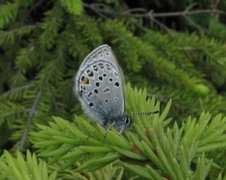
[125,116,131,127]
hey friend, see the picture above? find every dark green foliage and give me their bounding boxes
[0,0,226,179]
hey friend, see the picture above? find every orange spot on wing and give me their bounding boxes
[81,77,89,85]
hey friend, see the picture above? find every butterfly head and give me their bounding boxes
[113,114,132,133]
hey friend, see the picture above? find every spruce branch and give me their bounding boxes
[0,25,35,45]
[2,84,34,98]
[17,90,42,152]
[101,20,210,95]
[0,2,19,29]
[30,84,226,179]
[0,151,57,179]
[0,101,28,125]
[39,7,63,49]
[59,0,83,16]
[0,1,226,178]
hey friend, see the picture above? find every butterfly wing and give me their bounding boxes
[74,44,125,125]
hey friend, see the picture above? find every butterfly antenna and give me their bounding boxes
[128,110,159,116]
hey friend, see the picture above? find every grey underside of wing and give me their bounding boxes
[79,62,124,119]
[75,44,124,92]
[76,44,119,78]
[74,44,125,122]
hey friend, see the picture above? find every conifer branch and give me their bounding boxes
[2,84,34,97]
[16,90,42,153]
[0,1,226,178]
[1,109,30,119]
[30,84,226,178]
[0,151,57,179]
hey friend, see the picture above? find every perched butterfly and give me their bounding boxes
[74,44,132,133]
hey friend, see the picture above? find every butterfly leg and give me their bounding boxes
[118,126,124,134]
[104,121,116,138]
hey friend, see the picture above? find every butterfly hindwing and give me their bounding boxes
[75,45,125,125]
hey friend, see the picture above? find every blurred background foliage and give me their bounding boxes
[0,0,226,179]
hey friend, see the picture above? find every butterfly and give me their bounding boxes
[74,44,132,133]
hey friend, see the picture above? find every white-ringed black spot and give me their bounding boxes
[105,99,108,103]
[89,102,94,107]
[98,63,104,69]
[114,97,118,102]
[94,89,98,94]
[106,64,111,70]
[114,82,120,87]
[81,76,85,81]
[103,73,107,77]
[99,76,103,81]
[87,71,94,77]
[95,82,100,87]
[93,65,98,71]
[109,77,113,82]
[99,52,103,57]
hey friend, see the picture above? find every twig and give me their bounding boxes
[2,109,30,118]
[3,84,34,97]
[16,90,42,153]
[147,10,171,32]
[83,3,109,18]
[184,3,197,12]
[83,2,225,18]
[212,0,221,10]
[51,96,61,115]
[83,2,225,31]
[183,15,203,31]
[123,8,224,18]
[149,9,224,17]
